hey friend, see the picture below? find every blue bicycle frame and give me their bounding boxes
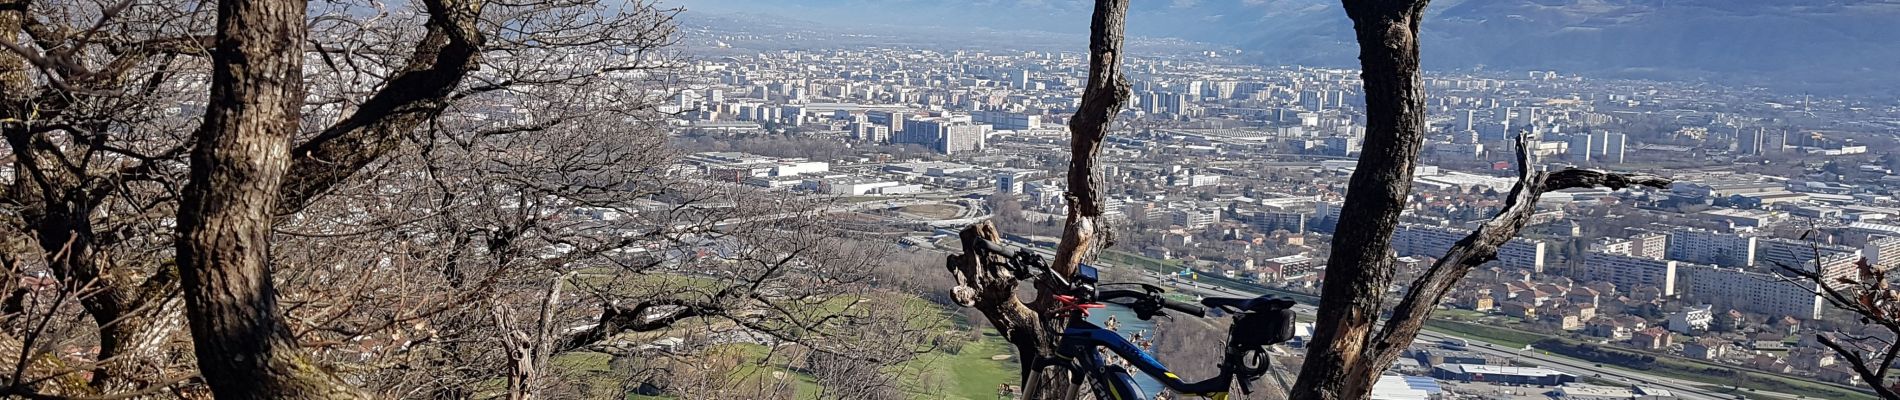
[1060,319,1234,400]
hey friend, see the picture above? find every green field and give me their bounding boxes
[905,332,1021,399]
[1424,319,1545,349]
[555,292,1019,400]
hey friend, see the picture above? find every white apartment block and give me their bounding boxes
[1666,228,1756,267]
[1582,251,1679,296]
[1864,236,1900,269]
[1393,224,1547,272]
[1679,265,1823,319]
[1756,238,1860,281]
[1630,232,1667,260]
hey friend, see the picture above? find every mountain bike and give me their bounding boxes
[972,239,1298,400]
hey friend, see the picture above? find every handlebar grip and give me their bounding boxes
[1159,297,1206,318]
[974,238,1016,257]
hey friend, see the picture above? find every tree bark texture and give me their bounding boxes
[1292,1,1432,398]
[1344,137,1669,399]
[946,222,1082,400]
[176,0,367,396]
[1054,0,1131,278]
[275,0,483,216]
[1289,4,1678,396]
[944,1,1131,399]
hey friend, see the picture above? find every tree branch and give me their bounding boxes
[1359,133,1671,383]
[1818,333,1900,399]
[553,298,722,353]
[276,0,485,216]
[1051,0,1131,278]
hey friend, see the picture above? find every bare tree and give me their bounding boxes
[0,0,928,397]
[944,1,1130,399]
[1288,2,1669,399]
[1780,250,1900,399]
[172,0,369,394]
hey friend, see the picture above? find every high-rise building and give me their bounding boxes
[1565,134,1593,162]
[849,122,890,143]
[1507,107,1539,128]
[1588,238,1633,256]
[1666,228,1757,267]
[1139,91,1162,114]
[1764,130,1788,153]
[972,110,1042,130]
[1393,224,1547,272]
[1582,252,1680,296]
[1630,232,1668,260]
[1756,238,1860,280]
[1249,211,1307,233]
[996,172,1027,194]
[1679,265,1823,319]
[1865,236,1900,270]
[1323,136,1362,156]
[1453,110,1477,133]
[1171,208,1219,229]
[1163,93,1189,115]
[1737,127,1766,156]
[901,116,987,154]
[1211,80,1239,99]
[1300,90,1327,113]
[938,124,986,154]
[865,110,906,134]
[1590,131,1626,163]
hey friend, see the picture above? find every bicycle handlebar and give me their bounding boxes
[1157,296,1207,318]
[972,239,1208,318]
[974,237,1016,256]
[1097,289,1206,319]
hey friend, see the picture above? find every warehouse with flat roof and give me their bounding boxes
[1431,363,1575,386]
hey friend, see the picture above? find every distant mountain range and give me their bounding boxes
[678,0,1900,93]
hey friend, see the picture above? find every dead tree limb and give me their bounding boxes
[1053,0,1132,278]
[945,223,1064,393]
[1779,250,1900,398]
[1293,1,1435,397]
[942,2,1130,399]
[1297,129,1668,400]
[553,298,724,353]
[1347,135,1670,396]
[941,0,1132,390]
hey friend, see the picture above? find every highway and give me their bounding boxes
[975,239,1815,400]
[1139,271,1747,400]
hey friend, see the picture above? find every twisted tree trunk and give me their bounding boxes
[176,0,367,395]
[1292,2,1432,398]
[1291,2,1672,399]
[945,1,1130,399]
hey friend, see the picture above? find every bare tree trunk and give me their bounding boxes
[1054,0,1132,278]
[504,273,568,400]
[946,223,1082,400]
[945,2,1129,399]
[1292,1,1432,398]
[1291,3,1675,398]
[176,0,366,396]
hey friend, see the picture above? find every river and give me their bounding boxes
[1084,303,1166,397]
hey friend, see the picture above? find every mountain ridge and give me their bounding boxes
[676,0,1900,93]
